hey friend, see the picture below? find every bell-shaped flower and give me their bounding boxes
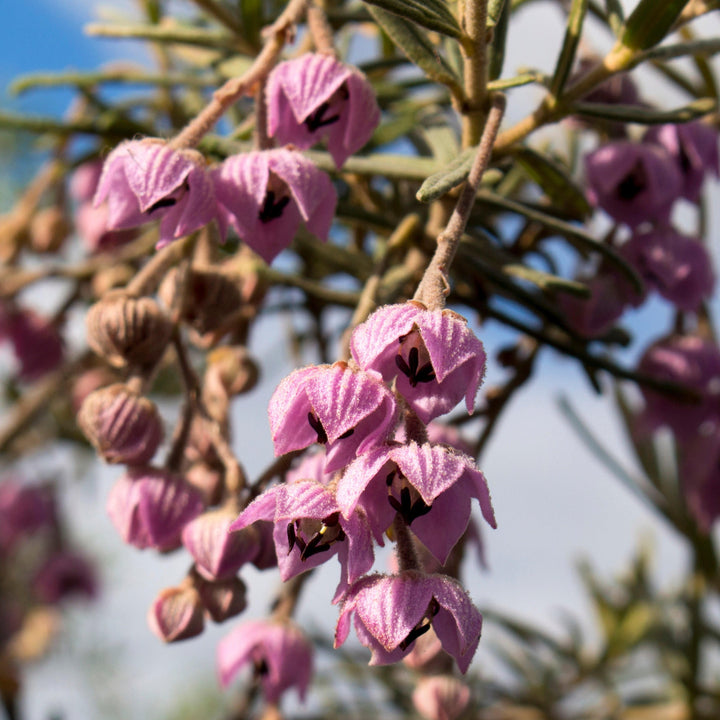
[621,226,715,312]
[351,302,486,423]
[148,584,205,642]
[181,507,260,580]
[412,675,471,720]
[268,361,397,473]
[337,442,495,565]
[217,619,314,702]
[213,149,336,264]
[229,480,374,599]
[107,467,204,551]
[266,53,380,167]
[94,139,217,248]
[585,141,682,227]
[33,551,98,604]
[645,121,719,202]
[637,335,720,441]
[335,571,482,673]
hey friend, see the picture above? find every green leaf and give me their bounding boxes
[503,264,591,296]
[635,37,720,65]
[550,0,589,98]
[513,147,592,220]
[488,0,511,80]
[621,0,691,51]
[486,72,537,91]
[487,0,508,25]
[416,147,503,203]
[571,97,717,124]
[362,0,462,38]
[604,0,624,35]
[366,6,462,91]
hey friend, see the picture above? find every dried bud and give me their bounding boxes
[204,346,260,401]
[412,676,471,720]
[78,384,163,465]
[159,267,244,343]
[194,573,247,622]
[185,462,224,506]
[86,292,173,369]
[148,585,205,642]
[29,206,71,254]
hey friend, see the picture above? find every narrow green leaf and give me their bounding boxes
[362,0,462,38]
[513,147,592,220]
[488,0,511,80]
[621,0,690,51]
[415,147,477,203]
[366,6,462,90]
[635,37,720,66]
[486,73,537,91]
[604,0,624,35]
[572,97,716,124]
[503,264,591,296]
[487,0,508,25]
[550,0,589,98]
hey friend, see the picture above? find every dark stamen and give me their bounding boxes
[304,102,342,133]
[395,347,436,388]
[259,190,291,223]
[399,621,431,651]
[147,197,177,214]
[338,427,355,440]
[617,164,647,201]
[308,413,328,444]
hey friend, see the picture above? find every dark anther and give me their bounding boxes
[304,102,341,133]
[338,427,355,440]
[147,196,178,214]
[386,471,396,487]
[617,164,647,201]
[395,347,436,388]
[308,413,328,444]
[388,485,431,524]
[287,521,306,554]
[399,621,431,651]
[254,658,269,676]
[259,190,291,223]
[300,534,333,560]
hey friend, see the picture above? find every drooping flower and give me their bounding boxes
[637,335,720,440]
[33,551,98,604]
[336,442,495,565]
[351,302,486,423]
[620,226,715,311]
[94,139,217,248]
[148,584,205,642]
[213,149,336,263]
[335,572,482,673]
[585,141,682,227]
[644,121,719,202]
[412,675,471,720]
[106,468,204,551]
[229,480,374,598]
[268,362,397,473]
[266,53,380,167]
[217,619,314,702]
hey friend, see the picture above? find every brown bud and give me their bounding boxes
[148,585,204,643]
[77,383,163,465]
[86,292,173,369]
[29,207,71,254]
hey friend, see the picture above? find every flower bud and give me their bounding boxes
[194,573,247,622]
[412,676,471,720]
[29,206,71,254]
[78,383,163,465]
[86,292,173,369]
[148,585,205,642]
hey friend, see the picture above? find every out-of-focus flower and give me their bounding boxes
[217,619,314,702]
[268,362,397,473]
[585,141,682,227]
[0,480,56,552]
[148,585,205,642]
[645,121,719,201]
[33,552,98,604]
[194,573,247,623]
[266,53,380,167]
[351,302,486,423]
[335,572,482,673]
[213,149,336,264]
[412,675,471,720]
[94,139,217,248]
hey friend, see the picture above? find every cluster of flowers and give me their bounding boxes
[216,301,495,701]
[0,478,97,665]
[91,53,380,263]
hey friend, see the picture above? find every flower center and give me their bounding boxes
[386,469,432,524]
[258,190,291,223]
[146,180,189,214]
[399,598,440,651]
[395,333,436,388]
[286,512,346,560]
[307,412,354,444]
[617,163,647,201]
[303,86,349,133]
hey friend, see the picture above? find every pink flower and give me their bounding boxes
[213,149,336,263]
[229,480,374,599]
[677,426,720,532]
[107,468,204,551]
[335,572,482,673]
[585,141,682,227]
[621,226,715,311]
[412,675,471,720]
[351,302,486,423]
[94,139,217,248]
[266,53,380,167]
[268,362,397,473]
[0,480,56,552]
[336,442,495,565]
[33,551,98,604]
[217,619,314,702]
[637,335,720,441]
[645,121,719,202]
[285,450,334,485]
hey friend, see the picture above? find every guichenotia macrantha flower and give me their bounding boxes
[94,139,217,248]
[350,302,486,423]
[213,148,336,264]
[336,442,496,565]
[335,572,482,674]
[268,361,397,473]
[266,53,380,167]
[229,480,374,600]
